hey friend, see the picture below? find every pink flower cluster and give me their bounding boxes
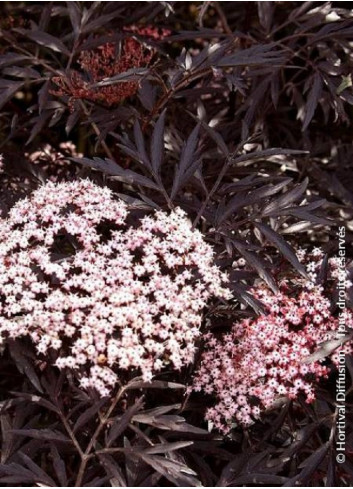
[192,249,353,432]
[0,180,230,395]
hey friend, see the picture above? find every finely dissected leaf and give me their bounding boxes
[218,178,292,224]
[283,443,330,486]
[8,341,43,393]
[280,423,320,460]
[326,450,337,487]
[296,199,326,212]
[166,28,225,42]
[22,30,70,56]
[84,475,110,486]
[171,123,201,199]
[138,454,202,487]
[262,178,308,215]
[0,53,30,67]
[233,246,278,294]
[254,222,308,277]
[0,415,13,464]
[38,2,53,31]
[258,2,275,33]
[132,409,190,434]
[310,163,353,207]
[133,120,152,169]
[196,118,229,155]
[0,463,41,485]
[312,19,353,43]
[93,68,149,87]
[241,77,271,138]
[117,192,158,210]
[50,444,68,487]
[106,397,144,447]
[281,208,332,225]
[123,438,139,486]
[17,452,56,487]
[216,450,275,487]
[116,138,144,164]
[98,454,127,487]
[216,43,286,67]
[132,403,180,419]
[65,110,80,136]
[37,81,50,114]
[139,470,163,488]
[26,112,53,145]
[66,1,81,37]
[178,124,201,176]
[219,175,270,194]
[191,41,229,70]
[138,79,158,111]
[133,413,207,434]
[303,73,323,130]
[281,221,315,234]
[10,429,70,443]
[230,283,265,314]
[231,148,306,165]
[9,393,60,414]
[150,110,166,175]
[73,398,108,433]
[3,66,41,79]
[81,9,127,34]
[71,157,159,190]
[143,441,193,455]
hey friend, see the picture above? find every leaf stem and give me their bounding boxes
[192,137,253,228]
[58,410,84,459]
[75,385,126,487]
[213,1,232,35]
[143,67,212,131]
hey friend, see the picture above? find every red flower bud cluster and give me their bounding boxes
[51,26,168,107]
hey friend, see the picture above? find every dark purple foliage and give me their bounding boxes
[0,1,352,486]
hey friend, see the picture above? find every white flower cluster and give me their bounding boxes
[0,180,231,395]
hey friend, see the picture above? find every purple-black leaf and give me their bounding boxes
[303,73,323,130]
[150,109,166,176]
[22,30,70,56]
[254,222,308,277]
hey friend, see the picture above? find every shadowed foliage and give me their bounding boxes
[0,1,352,486]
